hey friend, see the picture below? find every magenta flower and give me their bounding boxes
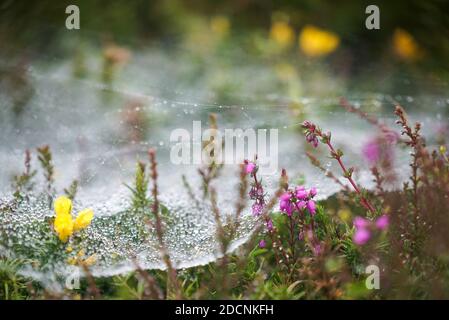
[295,186,308,200]
[309,187,317,198]
[280,192,294,215]
[280,200,294,216]
[252,202,264,216]
[259,239,266,248]
[280,192,291,201]
[353,216,369,229]
[266,219,273,231]
[362,132,397,166]
[245,161,256,174]
[312,243,322,256]
[245,159,267,224]
[249,184,263,200]
[375,215,389,230]
[303,121,320,148]
[297,200,307,210]
[279,186,318,217]
[306,200,316,215]
[354,228,371,245]
[362,139,380,164]
[353,214,389,246]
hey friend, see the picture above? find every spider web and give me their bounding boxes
[0,32,448,289]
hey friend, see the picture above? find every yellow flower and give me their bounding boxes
[270,21,295,48]
[54,196,72,216]
[299,25,340,57]
[53,196,94,242]
[210,16,230,37]
[54,211,73,242]
[74,208,94,232]
[393,28,421,61]
[338,208,352,223]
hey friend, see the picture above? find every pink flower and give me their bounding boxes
[353,216,369,229]
[306,134,319,148]
[245,162,256,174]
[302,121,321,148]
[295,186,308,200]
[306,200,316,215]
[362,133,397,166]
[259,239,266,248]
[252,203,264,216]
[375,215,389,230]
[266,219,273,231]
[280,200,294,216]
[312,243,322,256]
[279,192,294,215]
[280,192,291,201]
[297,200,307,210]
[249,185,263,200]
[354,228,371,245]
[309,187,317,198]
[362,139,380,165]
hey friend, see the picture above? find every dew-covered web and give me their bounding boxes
[1,35,448,287]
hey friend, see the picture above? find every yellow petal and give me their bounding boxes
[270,21,295,47]
[210,16,230,37]
[54,212,74,242]
[54,196,72,217]
[299,25,340,57]
[393,28,421,61]
[74,208,94,232]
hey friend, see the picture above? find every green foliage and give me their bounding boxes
[0,258,29,300]
[37,145,55,197]
[64,180,79,201]
[126,161,149,210]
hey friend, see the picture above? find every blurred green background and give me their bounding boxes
[1,0,449,97]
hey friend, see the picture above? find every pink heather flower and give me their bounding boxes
[252,203,264,216]
[245,162,256,174]
[353,228,371,245]
[280,192,291,201]
[302,120,313,129]
[266,219,273,231]
[297,200,307,210]
[362,139,380,165]
[306,200,316,215]
[383,130,399,144]
[312,243,322,256]
[280,200,294,216]
[259,239,266,248]
[249,185,263,199]
[309,187,317,198]
[295,186,308,200]
[298,231,304,240]
[375,215,389,230]
[353,216,370,229]
[306,134,319,148]
[279,192,294,216]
